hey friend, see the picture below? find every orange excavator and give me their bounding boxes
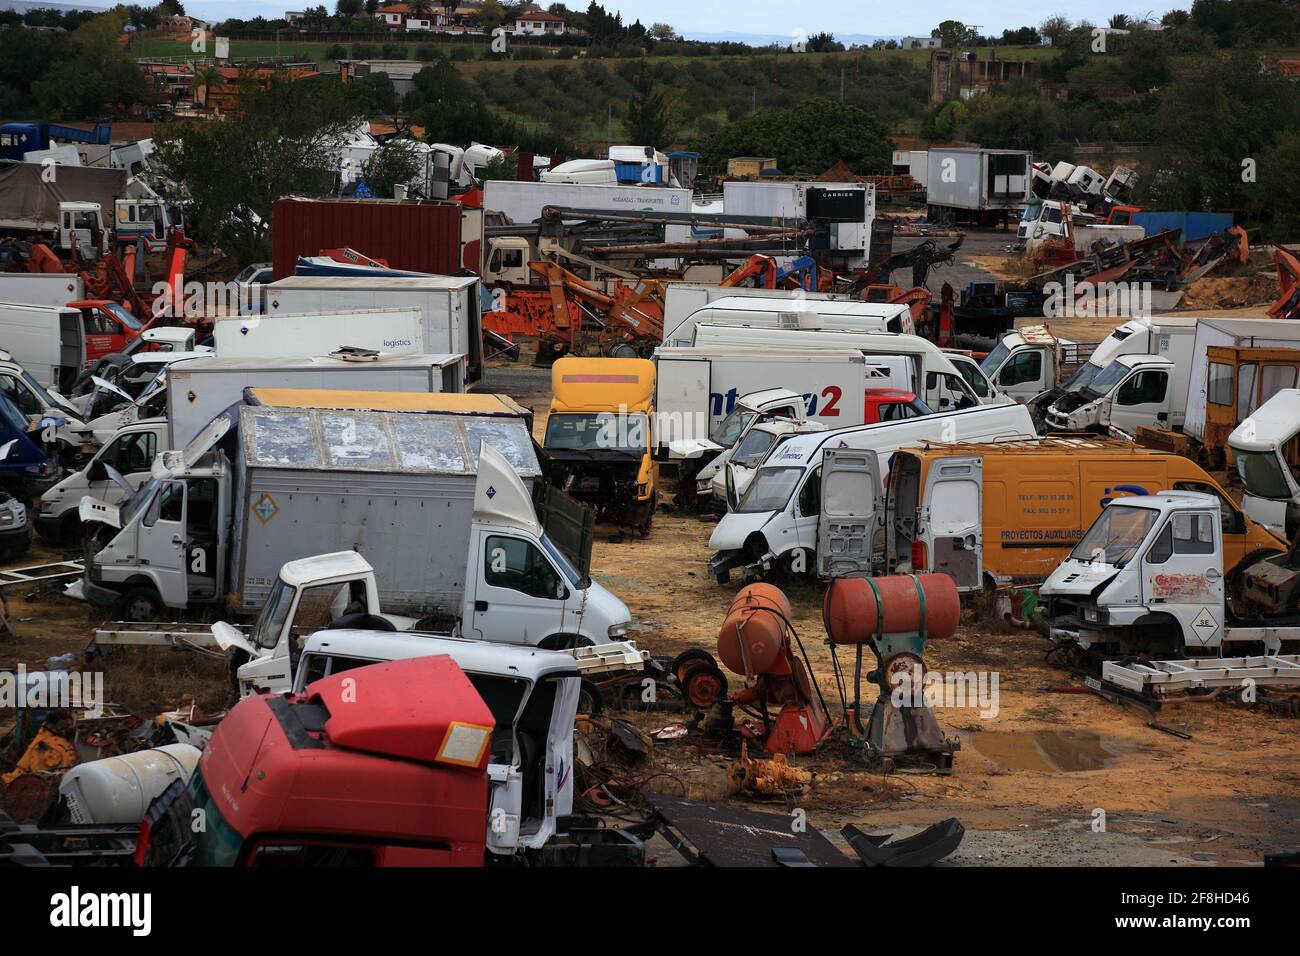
[526,260,666,364]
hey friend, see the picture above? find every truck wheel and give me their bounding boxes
[671,648,717,684]
[119,586,164,623]
[59,512,83,547]
[680,663,727,709]
[576,679,604,716]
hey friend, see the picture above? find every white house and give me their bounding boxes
[406,18,432,31]
[284,10,307,23]
[901,36,942,49]
[512,9,566,36]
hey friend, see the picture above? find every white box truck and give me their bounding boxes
[212,307,426,360]
[926,148,1031,225]
[165,352,468,449]
[263,275,482,388]
[78,402,630,650]
[688,324,993,412]
[1182,318,1300,447]
[1042,317,1199,434]
[0,302,86,390]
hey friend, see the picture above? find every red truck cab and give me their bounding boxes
[71,299,146,364]
[864,388,931,424]
[136,655,494,867]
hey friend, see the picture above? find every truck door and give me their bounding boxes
[1140,509,1224,651]
[1109,368,1170,434]
[653,356,711,458]
[136,479,188,608]
[995,348,1049,402]
[922,456,983,591]
[89,428,158,501]
[471,533,569,646]
[816,447,880,577]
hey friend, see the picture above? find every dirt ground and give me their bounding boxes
[2,352,1295,867]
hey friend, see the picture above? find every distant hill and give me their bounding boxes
[681,31,901,47]
[0,1,105,11]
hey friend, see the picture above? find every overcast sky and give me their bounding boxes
[186,1,1194,37]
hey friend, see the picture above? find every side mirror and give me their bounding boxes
[87,461,107,482]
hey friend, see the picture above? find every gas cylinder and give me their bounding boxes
[822,574,960,645]
[716,583,791,677]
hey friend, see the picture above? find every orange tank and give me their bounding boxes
[716,583,792,677]
[821,574,960,645]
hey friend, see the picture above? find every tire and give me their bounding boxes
[671,648,716,683]
[59,511,83,547]
[119,586,164,623]
[680,663,727,709]
[576,678,604,717]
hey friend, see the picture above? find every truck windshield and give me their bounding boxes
[731,428,780,468]
[188,772,245,867]
[1236,450,1294,500]
[103,301,143,332]
[253,578,295,650]
[18,370,58,410]
[980,340,1013,377]
[118,476,161,527]
[545,413,647,454]
[540,532,586,589]
[1070,505,1159,567]
[737,466,803,513]
[709,406,758,449]
[1081,359,1131,400]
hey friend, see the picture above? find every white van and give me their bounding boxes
[689,323,998,413]
[706,401,1036,582]
[661,284,846,345]
[0,302,86,391]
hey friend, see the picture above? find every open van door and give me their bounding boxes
[922,456,983,591]
[654,355,714,460]
[816,447,881,577]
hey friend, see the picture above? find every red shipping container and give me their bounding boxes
[272,197,464,280]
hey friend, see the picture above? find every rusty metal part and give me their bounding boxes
[726,741,812,796]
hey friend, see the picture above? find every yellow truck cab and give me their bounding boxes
[883,438,1285,591]
[544,357,657,535]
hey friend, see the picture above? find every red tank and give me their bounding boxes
[822,574,960,645]
[716,583,792,677]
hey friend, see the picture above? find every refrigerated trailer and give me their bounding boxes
[926,148,1032,225]
[211,307,426,360]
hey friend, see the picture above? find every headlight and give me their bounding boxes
[1082,607,1100,623]
[608,622,629,639]
[0,512,11,526]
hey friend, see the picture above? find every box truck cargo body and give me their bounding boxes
[926,148,1031,222]
[661,284,846,345]
[1182,318,1300,445]
[482,180,692,225]
[263,275,482,387]
[166,353,466,448]
[666,294,912,346]
[0,273,83,309]
[212,307,427,361]
[0,302,85,390]
[722,180,875,269]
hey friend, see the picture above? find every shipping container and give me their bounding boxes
[1128,211,1234,244]
[271,197,463,280]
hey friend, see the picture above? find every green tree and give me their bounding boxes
[30,10,152,117]
[479,152,517,182]
[700,98,893,177]
[1255,131,1300,241]
[931,20,978,48]
[623,62,680,147]
[958,88,1061,151]
[1040,14,1072,45]
[360,138,424,197]
[153,76,367,261]
[337,0,364,16]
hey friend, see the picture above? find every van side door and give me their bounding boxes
[1108,368,1170,434]
[816,448,881,577]
[922,456,984,591]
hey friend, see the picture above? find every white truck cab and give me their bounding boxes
[1041,491,1293,656]
[1229,388,1300,539]
[979,326,1095,405]
[37,416,167,543]
[1045,354,1177,435]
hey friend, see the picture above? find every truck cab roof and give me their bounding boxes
[278,550,376,588]
[1229,388,1300,451]
[298,628,581,687]
[247,388,523,417]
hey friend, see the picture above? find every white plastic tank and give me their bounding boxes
[59,744,201,824]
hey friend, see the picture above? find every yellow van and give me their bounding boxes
[886,437,1285,591]
[544,357,657,535]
